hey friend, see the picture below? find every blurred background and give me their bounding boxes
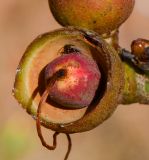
[0,0,149,160]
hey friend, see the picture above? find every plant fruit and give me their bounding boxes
[13,27,123,133]
[49,0,135,34]
[45,53,101,109]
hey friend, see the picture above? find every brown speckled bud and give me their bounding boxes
[49,0,135,34]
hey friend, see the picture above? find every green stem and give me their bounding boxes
[103,30,149,105]
[121,63,149,104]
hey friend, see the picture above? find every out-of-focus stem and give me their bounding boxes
[103,30,149,105]
[121,63,149,104]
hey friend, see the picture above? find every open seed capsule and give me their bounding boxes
[13,27,123,133]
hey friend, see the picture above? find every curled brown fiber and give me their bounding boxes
[36,68,72,160]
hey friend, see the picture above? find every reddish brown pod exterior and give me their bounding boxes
[49,0,135,34]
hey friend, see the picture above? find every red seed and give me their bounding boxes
[45,53,101,109]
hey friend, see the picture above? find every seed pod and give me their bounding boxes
[13,27,123,133]
[49,0,135,34]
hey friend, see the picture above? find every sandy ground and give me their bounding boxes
[0,0,149,160]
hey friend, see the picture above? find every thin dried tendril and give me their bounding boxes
[36,68,72,159]
[64,134,72,160]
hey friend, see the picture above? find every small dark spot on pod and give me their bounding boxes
[83,32,102,47]
[93,20,96,24]
[60,44,80,55]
